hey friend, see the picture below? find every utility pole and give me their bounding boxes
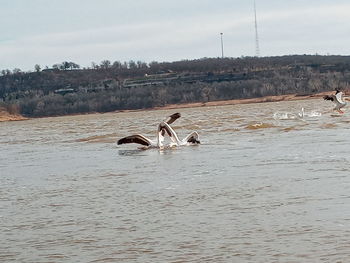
[254,0,260,57]
[220,32,224,58]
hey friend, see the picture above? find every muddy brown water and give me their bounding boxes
[1,99,350,262]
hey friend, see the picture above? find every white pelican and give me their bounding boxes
[298,107,305,118]
[117,113,200,148]
[159,122,200,147]
[323,89,347,114]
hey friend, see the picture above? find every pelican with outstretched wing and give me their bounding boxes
[323,89,347,114]
[117,113,200,148]
[158,122,200,147]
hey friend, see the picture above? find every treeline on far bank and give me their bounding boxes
[1,55,350,117]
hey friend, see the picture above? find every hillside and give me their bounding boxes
[1,55,350,117]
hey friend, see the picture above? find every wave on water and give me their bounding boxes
[118,149,147,156]
[76,133,117,143]
[282,126,298,132]
[117,146,181,156]
[100,173,128,177]
[273,112,299,120]
[320,123,337,129]
[273,109,322,120]
[245,122,276,130]
[307,110,322,117]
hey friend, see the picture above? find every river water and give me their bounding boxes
[1,99,350,262]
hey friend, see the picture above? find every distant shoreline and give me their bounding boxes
[0,91,334,122]
[118,91,332,114]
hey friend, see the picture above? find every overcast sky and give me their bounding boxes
[1,0,350,71]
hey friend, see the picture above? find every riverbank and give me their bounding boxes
[0,108,28,122]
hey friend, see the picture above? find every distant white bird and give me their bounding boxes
[117,113,200,148]
[298,107,305,118]
[323,89,347,114]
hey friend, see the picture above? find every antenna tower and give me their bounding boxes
[220,33,224,58]
[254,0,260,57]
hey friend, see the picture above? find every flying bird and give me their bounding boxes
[323,89,347,114]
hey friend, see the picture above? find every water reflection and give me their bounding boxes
[118,149,147,156]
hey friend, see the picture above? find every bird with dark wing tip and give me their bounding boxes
[323,89,347,114]
[117,113,200,149]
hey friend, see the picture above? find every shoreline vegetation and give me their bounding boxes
[1,55,350,121]
[0,91,332,122]
[0,107,28,122]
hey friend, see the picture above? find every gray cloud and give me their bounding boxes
[0,1,349,70]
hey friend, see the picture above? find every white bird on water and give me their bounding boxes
[117,113,200,148]
[323,89,347,114]
[298,107,305,118]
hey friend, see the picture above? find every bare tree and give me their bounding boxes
[34,64,41,72]
[100,60,111,69]
[13,68,22,74]
[91,62,99,69]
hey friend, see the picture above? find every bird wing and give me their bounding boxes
[117,134,153,146]
[118,113,181,146]
[161,113,181,136]
[164,113,181,125]
[335,92,345,104]
[323,95,335,102]
[158,122,181,145]
[182,131,200,144]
